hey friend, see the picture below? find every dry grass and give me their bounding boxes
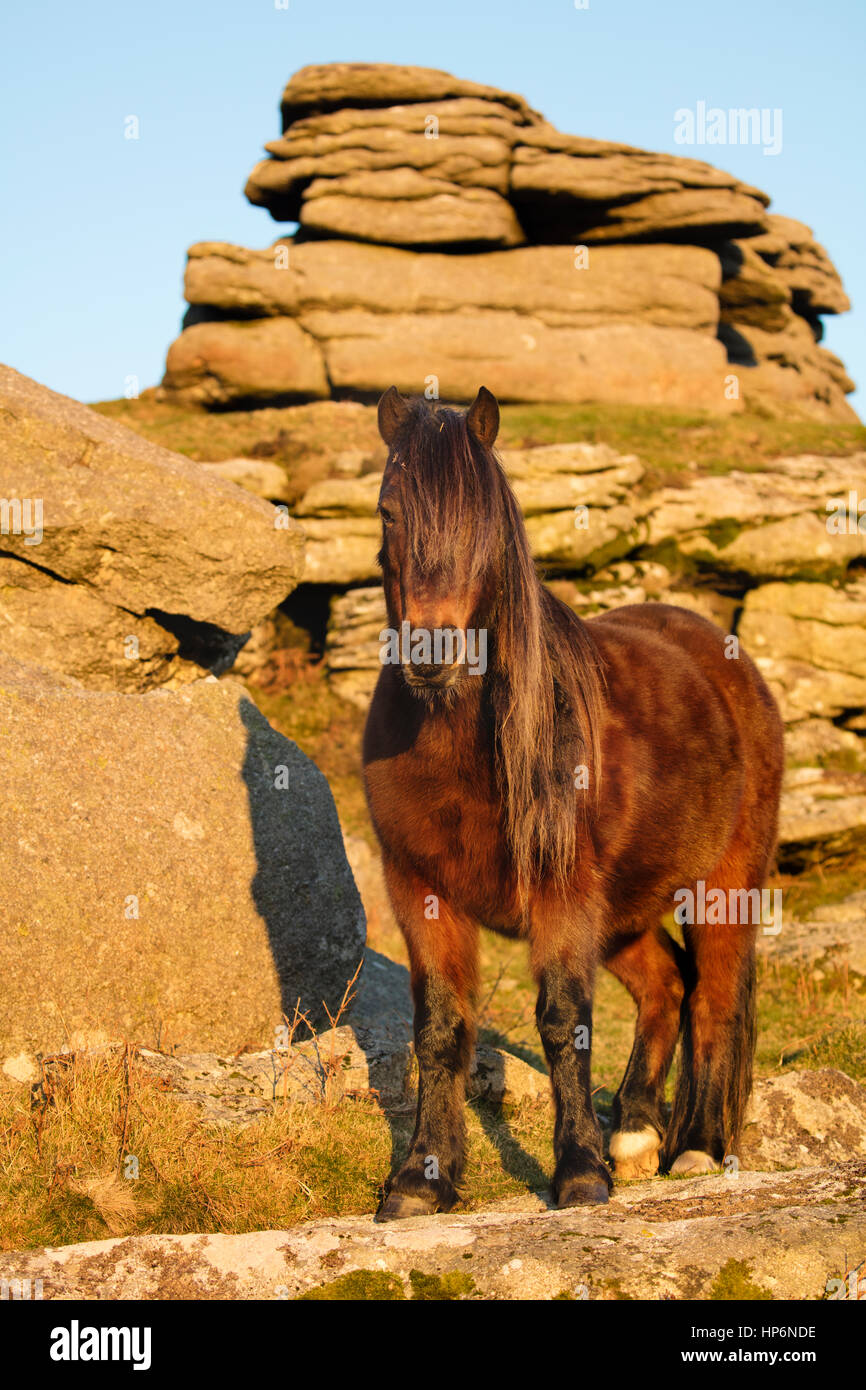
[0,1043,556,1252]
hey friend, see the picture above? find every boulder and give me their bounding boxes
[721,308,858,422]
[200,458,293,503]
[510,130,770,244]
[0,366,304,688]
[0,556,202,691]
[161,63,855,420]
[718,238,791,331]
[165,239,727,409]
[0,657,365,1053]
[127,1031,548,1120]
[321,316,731,409]
[325,587,387,708]
[296,186,526,250]
[784,717,866,769]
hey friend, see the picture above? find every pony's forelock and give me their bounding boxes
[384,396,604,898]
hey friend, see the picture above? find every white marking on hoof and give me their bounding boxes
[609,1125,661,1179]
[670,1149,719,1176]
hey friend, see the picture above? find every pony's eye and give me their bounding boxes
[379,506,394,526]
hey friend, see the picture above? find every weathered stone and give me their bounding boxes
[0,556,202,691]
[722,308,858,422]
[0,657,365,1052]
[298,186,525,249]
[183,239,721,331]
[3,1159,863,1299]
[319,315,731,409]
[757,892,866,978]
[298,442,648,585]
[784,717,866,769]
[168,239,729,410]
[161,318,328,406]
[749,214,851,316]
[574,189,768,244]
[165,63,854,419]
[200,458,293,502]
[740,1069,866,1168]
[718,238,791,331]
[779,767,866,862]
[739,580,866,721]
[325,587,387,709]
[0,364,304,635]
[277,63,539,127]
[644,454,866,579]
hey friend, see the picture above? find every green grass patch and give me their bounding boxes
[709,1258,773,1301]
[92,393,865,498]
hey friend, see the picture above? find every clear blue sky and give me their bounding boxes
[2,0,863,412]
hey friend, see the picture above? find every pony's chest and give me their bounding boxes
[365,740,511,902]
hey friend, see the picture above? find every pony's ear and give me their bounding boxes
[466,386,500,447]
[378,386,411,446]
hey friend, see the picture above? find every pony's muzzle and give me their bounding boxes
[402,660,462,691]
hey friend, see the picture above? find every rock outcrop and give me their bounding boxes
[0,656,365,1051]
[159,63,855,420]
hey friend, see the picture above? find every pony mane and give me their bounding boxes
[387,397,606,897]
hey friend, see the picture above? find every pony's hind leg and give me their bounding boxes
[604,925,686,1181]
[376,858,479,1222]
[664,869,763,1175]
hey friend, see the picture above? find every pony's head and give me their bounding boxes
[375,385,510,697]
[375,385,604,898]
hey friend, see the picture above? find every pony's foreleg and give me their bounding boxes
[604,925,686,1180]
[531,907,612,1207]
[376,860,479,1222]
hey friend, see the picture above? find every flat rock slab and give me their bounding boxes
[3,1162,863,1300]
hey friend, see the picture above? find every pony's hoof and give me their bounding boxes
[556,1175,610,1208]
[669,1149,719,1176]
[374,1191,439,1222]
[609,1125,661,1182]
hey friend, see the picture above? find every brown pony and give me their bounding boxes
[363,386,783,1219]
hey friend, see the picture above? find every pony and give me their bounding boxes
[362,385,783,1219]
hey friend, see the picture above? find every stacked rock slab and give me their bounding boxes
[161,63,854,420]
